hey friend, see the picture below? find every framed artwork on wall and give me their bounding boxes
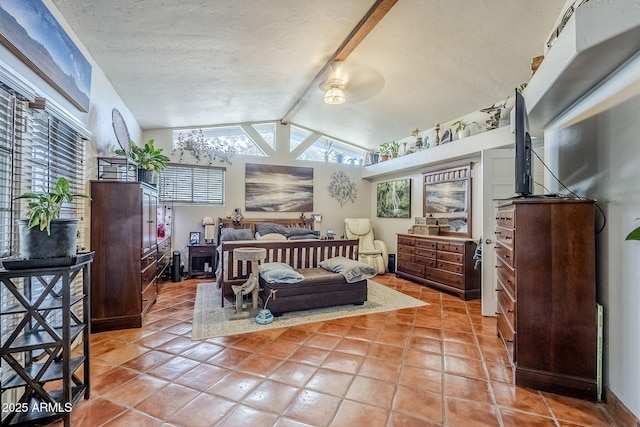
[0,0,92,112]
[423,164,472,237]
[377,179,411,218]
[245,164,314,212]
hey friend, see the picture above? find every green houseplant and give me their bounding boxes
[452,119,471,139]
[378,142,390,161]
[388,140,400,158]
[15,177,89,259]
[116,139,170,183]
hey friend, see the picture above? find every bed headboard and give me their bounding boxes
[217,217,314,238]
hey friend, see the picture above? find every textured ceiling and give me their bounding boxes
[51,0,566,149]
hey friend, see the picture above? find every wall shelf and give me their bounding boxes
[361,126,512,181]
[524,0,640,136]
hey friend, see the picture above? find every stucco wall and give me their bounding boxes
[544,54,640,417]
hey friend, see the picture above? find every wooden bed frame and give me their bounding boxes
[217,217,313,244]
[215,217,359,303]
[217,238,360,303]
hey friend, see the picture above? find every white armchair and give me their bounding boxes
[344,218,388,274]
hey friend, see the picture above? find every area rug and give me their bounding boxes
[191,280,427,340]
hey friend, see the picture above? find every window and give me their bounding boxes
[159,163,225,205]
[297,135,365,164]
[252,123,276,150]
[172,125,267,161]
[290,125,312,151]
[0,86,87,259]
[0,86,13,258]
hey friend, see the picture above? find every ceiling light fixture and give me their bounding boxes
[324,79,346,105]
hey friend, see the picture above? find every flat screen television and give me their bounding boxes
[514,89,533,196]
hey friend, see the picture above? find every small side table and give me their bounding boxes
[232,247,267,311]
[187,244,216,278]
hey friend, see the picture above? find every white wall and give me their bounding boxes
[367,162,483,265]
[143,126,372,254]
[544,54,640,418]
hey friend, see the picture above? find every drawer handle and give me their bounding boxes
[505,236,512,240]
[495,288,502,292]
[507,309,513,313]
[495,265,501,269]
[506,338,514,343]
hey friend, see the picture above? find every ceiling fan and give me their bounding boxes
[320,60,385,105]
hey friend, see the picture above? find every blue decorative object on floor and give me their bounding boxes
[256,309,274,324]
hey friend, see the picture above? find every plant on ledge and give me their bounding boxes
[116,139,170,173]
[388,140,400,157]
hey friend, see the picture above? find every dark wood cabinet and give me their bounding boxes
[396,234,480,300]
[156,236,171,283]
[90,181,158,332]
[495,198,597,400]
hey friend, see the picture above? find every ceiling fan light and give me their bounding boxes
[324,80,346,105]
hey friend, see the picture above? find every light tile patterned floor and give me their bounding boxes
[53,275,621,426]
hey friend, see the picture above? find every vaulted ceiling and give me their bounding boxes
[51,0,565,149]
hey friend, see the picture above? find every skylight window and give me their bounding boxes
[297,135,365,164]
[172,125,266,161]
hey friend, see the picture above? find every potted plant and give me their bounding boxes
[378,143,390,161]
[389,141,400,158]
[412,128,423,150]
[452,120,471,139]
[15,177,89,259]
[335,152,345,163]
[116,139,170,184]
[322,141,335,162]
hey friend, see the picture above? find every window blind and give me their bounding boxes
[0,86,13,258]
[159,163,225,205]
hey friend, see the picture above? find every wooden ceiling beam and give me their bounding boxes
[281,0,398,124]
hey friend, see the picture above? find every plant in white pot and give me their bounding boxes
[15,177,89,259]
[452,120,471,139]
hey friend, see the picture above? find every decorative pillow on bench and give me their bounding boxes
[258,262,305,284]
[319,256,377,283]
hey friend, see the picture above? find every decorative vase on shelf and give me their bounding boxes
[458,129,471,139]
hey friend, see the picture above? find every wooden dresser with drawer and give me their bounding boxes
[495,198,598,400]
[396,234,480,300]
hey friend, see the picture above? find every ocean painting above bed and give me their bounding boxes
[245,164,313,212]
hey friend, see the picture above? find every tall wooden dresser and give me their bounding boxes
[495,198,597,399]
[90,181,159,332]
[396,234,480,300]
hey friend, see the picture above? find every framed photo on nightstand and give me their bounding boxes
[189,231,201,245]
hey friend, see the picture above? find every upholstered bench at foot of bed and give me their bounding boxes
[259,267,367,316]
